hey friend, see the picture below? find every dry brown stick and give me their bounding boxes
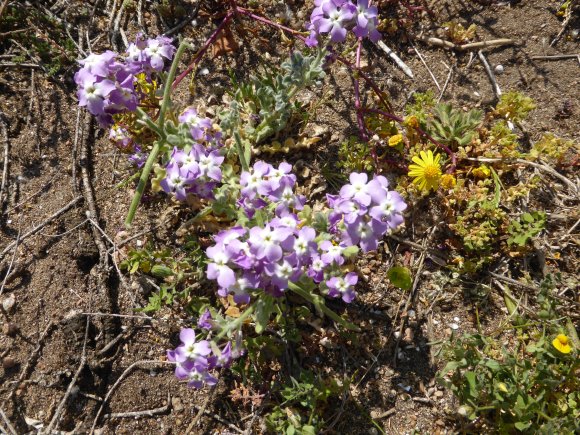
[478,50,501,99]
[416,36,515,51]
[90,360,174,434]
[0,406,17,435]
[412,44,441,90]
[104,394,171,419]
[0,196,83,262]
[0,0,10,20]
[79,116,109,269]
[0,62,42,68]
[531,54,580,60]
[0,111,9,211]
[437,63,453,103]
[3,322,56,405]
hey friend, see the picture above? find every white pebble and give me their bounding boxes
[450,323,459,330]
[453,316,460,322]
[494,64,504,74]
[198,68,209,76]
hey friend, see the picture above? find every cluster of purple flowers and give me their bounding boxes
[75,35,175,126]
[160,107,225,201]
[167,328,242,389]
[239,161,305,218]
[306,0,381,46]
[328,172,407,252]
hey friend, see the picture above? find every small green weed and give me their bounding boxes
[507,211,546,247]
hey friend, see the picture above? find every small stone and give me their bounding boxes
[450,323,459,330]
[494,65,504,75]
[2,356,16,369]
[2,322,18,337]
[2,294,15,312]
[171,397,184,412]
[434,390,444,398]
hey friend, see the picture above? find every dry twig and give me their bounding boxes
[0,406,17,435]
[0,111,9,211]
[478,50,501,98]
[0,196,83,262]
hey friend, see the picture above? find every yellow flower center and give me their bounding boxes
[423,164,441,180]
[557,335,568,345]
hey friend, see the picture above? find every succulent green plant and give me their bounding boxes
[428,103,483,148]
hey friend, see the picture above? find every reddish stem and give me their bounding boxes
[172,11,235,90]
[235,7,307,42]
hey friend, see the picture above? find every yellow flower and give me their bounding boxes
[472,165,491,179]
[388,134,403,147]
[552,334,572,354]
[404,115,419,129]
[408,150,442,192]
[440,174,457,189]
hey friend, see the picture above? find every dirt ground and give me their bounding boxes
[0,0,578,434]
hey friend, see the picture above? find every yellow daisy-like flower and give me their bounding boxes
[440,174,457,189]
[552,334,572,354]
[408,150,442,192]
[388,134,403,147]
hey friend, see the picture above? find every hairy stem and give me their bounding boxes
[125,141,161,227]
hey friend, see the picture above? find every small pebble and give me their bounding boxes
[494,64,504,75]
[2,357,16,369]
[2,294,15,312]
[453,316,460,322]
[450,323,459,330]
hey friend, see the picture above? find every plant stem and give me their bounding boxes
[136,108,162,136]
[216,304,255,340]
[235,7,307,42]
[233,131,250,171]
[124,141,161,227]
[172,11,235,90]
[288,282,360,332]
[125,40,190,227]
[159,39,189,128]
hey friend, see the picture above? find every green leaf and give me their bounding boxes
[465,371,478,398]
[342,245,359,258]
[514,421,531,431]
[302,425,316,435]
[254,295,275,334]
[387,266,412,290]
[151,265,173,278]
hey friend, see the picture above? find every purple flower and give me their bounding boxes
[175,328,212,362]
[344,216,387,252]
[326,272,358,303]
[206,243,237,289]
[352,0,381,42]
[319,240,345,265]
[128,146,146,168]
[197,309,213,330]
[144,36,176,71]
[179,107,213,141]
[160,161,194,200]
[75,71,116,116]
[185,362,218,389]
[340,172,371,206]
[317,2,355,43]
[78,51,117,77]
[369,191,407,229]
